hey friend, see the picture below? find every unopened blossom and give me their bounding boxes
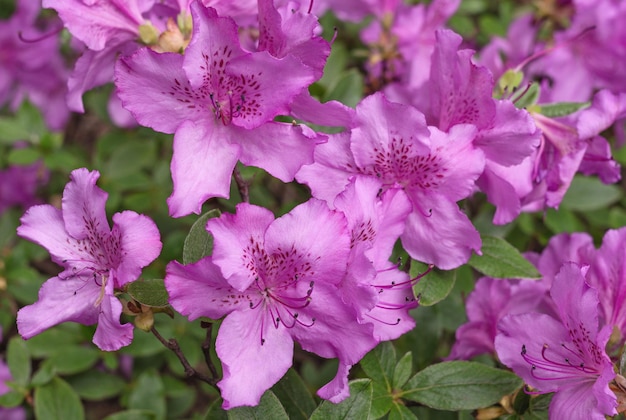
[16,168,162,351]
[165,200,377,408]
[496,263,617,420]
[297,92,484,269]
[116,2,317,217]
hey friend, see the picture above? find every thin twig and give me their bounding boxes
[233,166,250,203]
[201,321,219,379]
[151,326,217,386]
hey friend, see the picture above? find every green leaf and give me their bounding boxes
[388,403,418,420]
[126,278,170,308]
[369,381,393,419]
[227,391,288,420]
[323,69,364,108]
[468,235,540,279]
[560,176,623,211]
[203,398,228,420]
[412,265,456,306]
[7,147,40,165]
[41,347,99,375]
[103,410,157,420]
[183,209,221,264]
[271,368,316,420]
[34,377,85,420]
[7,337,31,387]
[538,101,590,118]
[0,117,32,144]
[128,370,166,420]
[401,361,522,410]
[310,379,373,420]
[0,390,24,407]
[67,371,126,401]
[360,342,396,386]
[393,352,413,389]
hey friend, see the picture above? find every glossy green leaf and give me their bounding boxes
[468,235,540,279]
[401,361,522,410]
[309,379,373,420]
[126,278,170,308]
[183,209,221,264]
[227,391,288,420]
[393,352,413,389]
[323,69,363,108]
[34,377,85,420]
[271,368,316,420]
[538,101,590,118]
[360,342,396,386]
[7,147,40,165]
[67,370,126,401]
[203,398,228,420]
[412,265,456,306]
[369,381,394,419]
[560,176,623,211]
[103,410,156,420]
[41,346,99,375]
[128,370,166,420]
[388,403,418,420]
[0,390,24,407]
[7,337,31,387]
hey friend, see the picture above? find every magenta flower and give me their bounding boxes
[0,0,70,130]
[165,200,377,408]
[495,263,617,420]
[522,90,623,211]
[297,92,484,269]
[116,2,317,217]
[0,162,48,215]
[420,29,540,224]
[447,276,548,361]
[16,168,162,351]
[332,177,417,341]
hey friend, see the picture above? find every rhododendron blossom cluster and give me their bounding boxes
[3,0,626,418]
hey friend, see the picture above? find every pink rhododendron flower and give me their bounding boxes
[0,0,70,130]
[116,2,318,217]
[16,168,162,351]
[297,92,484,269]
[0,161,48,215]
[522,90,623,211]
[447,276,548,361]
[165,200,377,408]
[496,263,617,420]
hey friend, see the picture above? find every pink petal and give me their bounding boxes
[165,258,252,320]
[217,309,293,409]
[92,293,134,351]
[207,204,275,292]
[111,211,162,287]
[115,47,203,134]
[62,168,110,241]
[167,121,240,217]
[235,122,316,182]
[401,195,481,269]
[17,276,100,339]
[265,199,351,286]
